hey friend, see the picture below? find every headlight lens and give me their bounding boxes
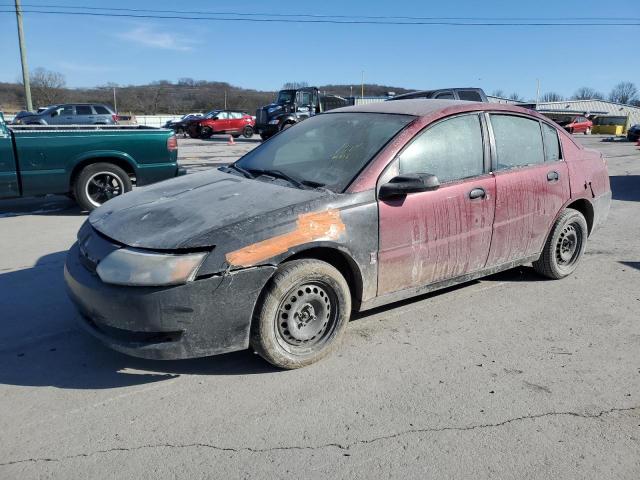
[268,119,280,124]
[96,248,207,286]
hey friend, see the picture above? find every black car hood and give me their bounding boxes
[88,168,328,250]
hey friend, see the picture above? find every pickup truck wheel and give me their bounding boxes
[74,163,132,211]
[242,126,254,138]
[281,122,294,131]
[533,209,588,279]
[251,259,351,369]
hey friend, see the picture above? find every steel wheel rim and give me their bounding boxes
[85,171,124,207]
[275,281,339,353]
[555,223,582,266]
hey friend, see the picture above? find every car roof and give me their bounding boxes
[329,98,539,119]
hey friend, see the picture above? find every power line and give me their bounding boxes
[0,7,638,26]
[3,3,639,22]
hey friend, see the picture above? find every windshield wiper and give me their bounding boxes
[226,163,254,179]
[248,168,307,189]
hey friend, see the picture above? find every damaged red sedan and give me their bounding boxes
[65,100,611,369]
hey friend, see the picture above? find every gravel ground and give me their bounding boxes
[0,135,638,479]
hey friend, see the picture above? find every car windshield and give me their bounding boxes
[276,90,296,104]
[234,112,413,192]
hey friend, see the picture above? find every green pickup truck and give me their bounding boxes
[0,112,184,211]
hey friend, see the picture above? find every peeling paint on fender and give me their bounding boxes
[226,209,346,267]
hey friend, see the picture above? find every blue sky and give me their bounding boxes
[0,0,638,99]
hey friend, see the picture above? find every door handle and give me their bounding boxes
[469,187,486,199]
[547,171,559,182]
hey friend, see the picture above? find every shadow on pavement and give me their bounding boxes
[0,195,83,217]
[0,251,278,390]
[619,261,640,271]
[610,175,640,202]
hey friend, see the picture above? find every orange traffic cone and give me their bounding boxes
[227,135,235,145]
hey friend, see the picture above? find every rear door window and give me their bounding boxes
[398,114,485,183]
[75,105,93,115]
[457,90,483,102]
[94,106,110,115]
[541,123,562,162]
[490,114,544,169]
[435,91,454,99]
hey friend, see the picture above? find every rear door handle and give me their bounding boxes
[469,187,486,199]
[547,171,559,182]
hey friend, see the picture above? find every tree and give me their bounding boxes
[540,92,564,102]
[508,92,524,102]
[282,81,309,89]
[28,68,66,108]
[491,89,506,98]
[572,87,604,100]
[608,82,638,105]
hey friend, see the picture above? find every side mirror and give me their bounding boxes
[379,173,440,199]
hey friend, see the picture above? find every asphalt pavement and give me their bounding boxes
[0,135,638,479]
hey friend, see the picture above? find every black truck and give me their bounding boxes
[255,87,350,140]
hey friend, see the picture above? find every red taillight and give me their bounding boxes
[112,114,120,123]
[167,135,178,152]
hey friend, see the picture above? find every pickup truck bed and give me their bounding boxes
[1,118,184,211]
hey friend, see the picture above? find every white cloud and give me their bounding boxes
[116,26,194,51]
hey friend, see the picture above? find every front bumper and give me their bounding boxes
[64,243,275,360]
[255,124,278,136]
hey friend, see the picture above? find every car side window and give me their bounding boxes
[231,112,242,119]
[490,114,544,169]
[398,114,484,183]
[94,106,110,115]
[457,90,483,102]
[76,105,92,115]
[435,91,454,99]
[541,123,562,162]
[217,112,228,120]
[60,106,74,115]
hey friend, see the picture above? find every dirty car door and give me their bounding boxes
[377,113,496,295]
[485,114,570,266]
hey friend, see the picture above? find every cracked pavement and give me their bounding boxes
[0,136,639,479]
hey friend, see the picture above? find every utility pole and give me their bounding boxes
[112,87,117,113]
[14,0,32,111]
[535,79,540,106]
[224,90,227,109]
[361,71,364,98]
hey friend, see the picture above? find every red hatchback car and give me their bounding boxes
[66,100,611,369]
[561,116,593,134]
[189,110,255,139]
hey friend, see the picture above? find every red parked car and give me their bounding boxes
[66,100,611,369]
[559,116,593,134]
[189,110,255,139]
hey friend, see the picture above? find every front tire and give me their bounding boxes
[251,259,351,369]
[74,162,132,212]
[533,209,588,279]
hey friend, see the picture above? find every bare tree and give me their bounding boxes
[491,89,506,98]
[540,92,564,102]
[28,68,66,108]
[508,92,524,102]
[282,81,309,89]
[608,82,638,104]
[572,87,604,100]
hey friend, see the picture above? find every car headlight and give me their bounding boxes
[96,248,207,286]
[268,119,280,124]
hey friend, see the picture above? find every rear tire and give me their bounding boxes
[242,126,254,138]
[533,209,588,279]
[251,259,351,369]
[74,162,132,212]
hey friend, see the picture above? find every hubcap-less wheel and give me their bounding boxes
[556,223,581,266]
[85,172,124,207]
[275,281,338,353]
